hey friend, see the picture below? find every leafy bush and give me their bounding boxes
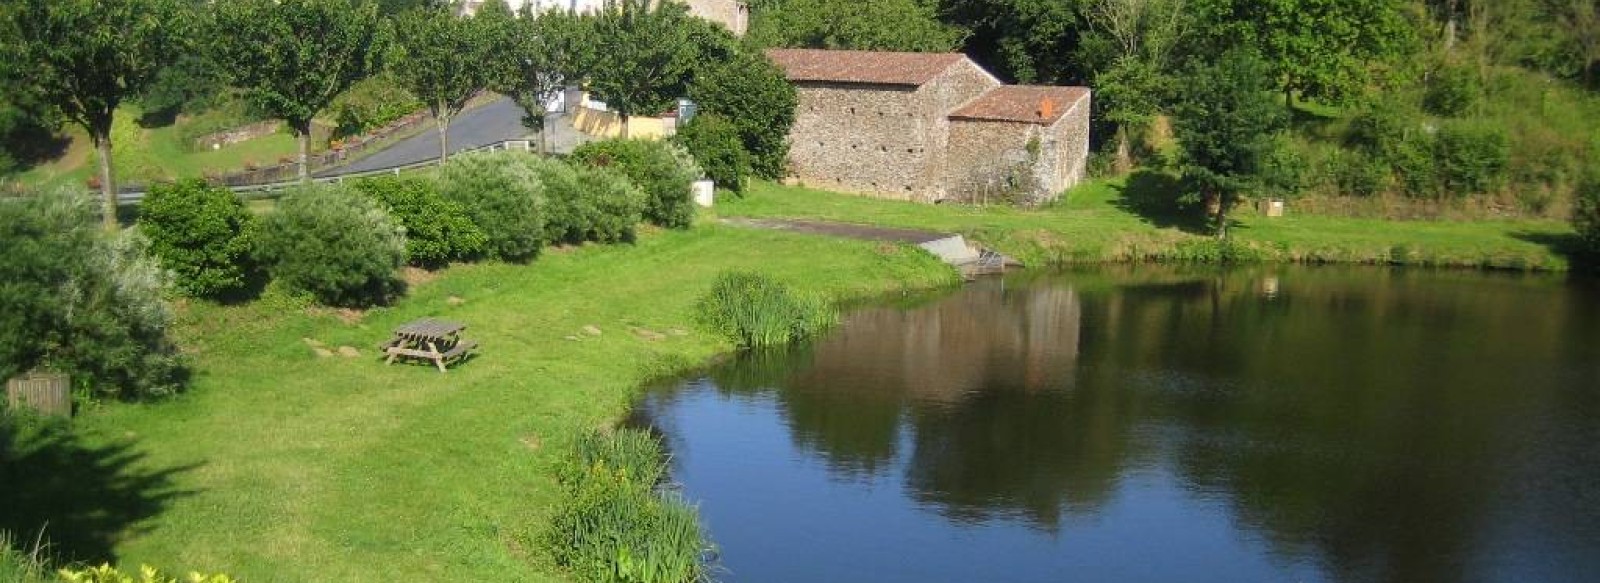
[1573,170,1600,254]
[438,151,546,262]
[571,139,700,229]
[1434,121,1510,196]
[255,185,407,307]
[543,429,708,583]
[695,271,838,348]
[0,189,184,400]
[523,157,645,245]
[674,114,748,194]
[348,176,486,267]
[686,49,796,179]
[137,179,255,297]
[328,73,423,139]
[1423,62,1481,117]
[1329,150,1388,197]
[57,564,236,583]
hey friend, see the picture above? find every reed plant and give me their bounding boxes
[695,271,839,348]
[0,531,51,583]
[542,429,710,583]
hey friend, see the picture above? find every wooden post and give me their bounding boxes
[5,371,71,417]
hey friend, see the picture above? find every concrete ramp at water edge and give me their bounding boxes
[722,218,1021,278]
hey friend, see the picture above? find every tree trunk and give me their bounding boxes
[619,113,630,139]
[295,121,312,183]
[539,120,548,155]
[94,134,116,231]
[1114,128,1133,175]
[1215,197,1231,240]
[437,113,451,166]
[1284,86,1294,109]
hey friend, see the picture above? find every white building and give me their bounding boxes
[456,0,747,35]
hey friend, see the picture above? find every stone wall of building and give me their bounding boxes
[942,92,1091,204]
[682,0,748,35]
[785,61,998,202]
[787,83,940,201]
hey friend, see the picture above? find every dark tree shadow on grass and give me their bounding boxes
[0,415,199,565]
[1510,231,1600,274]
[1109,170,1214,235]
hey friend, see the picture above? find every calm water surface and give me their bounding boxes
[630,266,1600,583]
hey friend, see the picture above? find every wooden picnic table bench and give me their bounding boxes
[381,318,477,372]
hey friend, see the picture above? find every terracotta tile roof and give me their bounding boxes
[765,48,969,86]
[948,85,1090,125]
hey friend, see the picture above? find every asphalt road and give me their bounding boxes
[316,96,590,177]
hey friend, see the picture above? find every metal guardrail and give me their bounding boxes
[114,139,536,205]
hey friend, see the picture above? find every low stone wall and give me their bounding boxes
[193,120,282,151]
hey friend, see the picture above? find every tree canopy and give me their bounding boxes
[1172,50,1289,236]
[0,0,189,228]
[389,6,490,162]
[210,0,382,180]
[750,0,967,53]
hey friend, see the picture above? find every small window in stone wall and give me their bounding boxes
[880,146,888,153]
[848,107,856,114]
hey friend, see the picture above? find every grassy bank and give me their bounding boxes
[719,179,1580,271]
[40,224,950,582]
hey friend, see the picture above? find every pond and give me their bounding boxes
[629,266,1600,583]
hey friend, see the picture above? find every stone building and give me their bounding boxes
[766,49,1091,204]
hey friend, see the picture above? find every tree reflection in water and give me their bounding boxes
[636,267,1600,583]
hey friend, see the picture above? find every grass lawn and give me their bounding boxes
[11,105,301,193]
[718,178,1580,271]
[50,223,953,582]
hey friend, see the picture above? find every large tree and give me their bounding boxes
[1083,0,1193,172]
[1171,50,1287,237]
[483,3,568,152]
[1193,0,1415,106]
[750,0,967,53]
[211,0,382,181]
[939,0,1086,83]
[390,7,489,163]
[585,0,698,138]
[0,0,188,229]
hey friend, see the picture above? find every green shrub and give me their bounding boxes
[438,151,546,262]
[686,49,796,179]
[1434,121,1510,196]
[1574,170,1600,254]
[542,429,708,583]
[137,179,255,297]
[255,185,407,307]
[348,176,486,267]
[328,73,423,139]
[571,139,701,229]
[1393,133,1440,198]
[56,563,237,583]
[1422,62,1481,117]
[0,189,184,400]
[695,271,838,348]
[1330,150,1388,197]
[524,157,645,245]
[674,114,748,194]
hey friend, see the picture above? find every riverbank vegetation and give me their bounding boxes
[722,179,1577,271]
[696,272,839,348]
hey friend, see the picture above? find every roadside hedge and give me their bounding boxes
[439,151,546,262]
[255,184,407,307]
[571,139,700,229]
[349,175,486,267]
[138,178,256,297]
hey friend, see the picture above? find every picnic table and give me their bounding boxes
[381,318,477,372]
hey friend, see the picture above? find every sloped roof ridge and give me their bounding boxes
[765,48,970,87]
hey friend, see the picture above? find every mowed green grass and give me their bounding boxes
[73,224,955,582]
[719,180,1578,270]
[14,106,300,192]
